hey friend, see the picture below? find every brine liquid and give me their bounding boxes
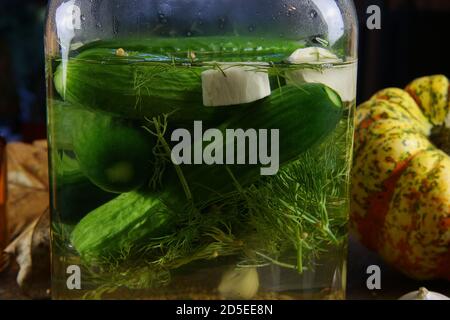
[47,43,356,300]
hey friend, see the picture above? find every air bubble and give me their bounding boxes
[310,10,318,18]
[248,25,255,32]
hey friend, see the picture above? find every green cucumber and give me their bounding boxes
[77,36,304,62]
[55,179,117,225]
[54,37,304,124]
[72,109,155,193]
[166,83,344,205]
[71,191,172,263]
[51,152,116,225]
[54,49,231,124]
[71,83,343,262]
[48,99,86,149]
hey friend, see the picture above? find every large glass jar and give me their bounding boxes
[45,0,358,300]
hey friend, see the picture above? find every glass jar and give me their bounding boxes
[45,0,358,300]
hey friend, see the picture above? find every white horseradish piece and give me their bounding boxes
[287,47,358,102]
[201,62,271,107]
[287,47,341,64]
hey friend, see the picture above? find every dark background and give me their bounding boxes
[0,0,449,142]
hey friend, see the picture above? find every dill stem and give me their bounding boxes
[149,117,193,202]
[225,166,245,194]
[295,227,304,274]
[323,226,339,245]
[254,252,298,270]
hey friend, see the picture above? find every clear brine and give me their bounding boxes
[48,38,356,300]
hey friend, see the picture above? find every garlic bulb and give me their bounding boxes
[218,267,259,300]
[399,287,450,300]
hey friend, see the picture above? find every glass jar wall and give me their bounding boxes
[45,0,358,300]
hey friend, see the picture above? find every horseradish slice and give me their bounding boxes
[201,63,271,107]
[287,47,358,102]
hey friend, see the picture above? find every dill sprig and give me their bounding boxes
[53,56,355,296]
[67,110,353,296]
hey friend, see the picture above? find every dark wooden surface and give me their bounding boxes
[0,263,28,300]
[346,236,450,300]
[1,236,448,300]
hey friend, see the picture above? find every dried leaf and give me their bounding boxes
[6,141,49,242]
[7,186,49,241]
[4,209,50,299]
[0,252,9,273]
[7,142,48,189]
[1,140,50,299]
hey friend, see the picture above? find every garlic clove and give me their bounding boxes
[399,287,450,300]
[218,267,259,300]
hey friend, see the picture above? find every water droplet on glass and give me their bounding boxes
[158,12,168,24]
[218,17,226,29]
[310,10,318,18]
[113,17,119,34]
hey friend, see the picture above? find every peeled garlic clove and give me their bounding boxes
[218,267,259,300]
[399,287,450,300]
